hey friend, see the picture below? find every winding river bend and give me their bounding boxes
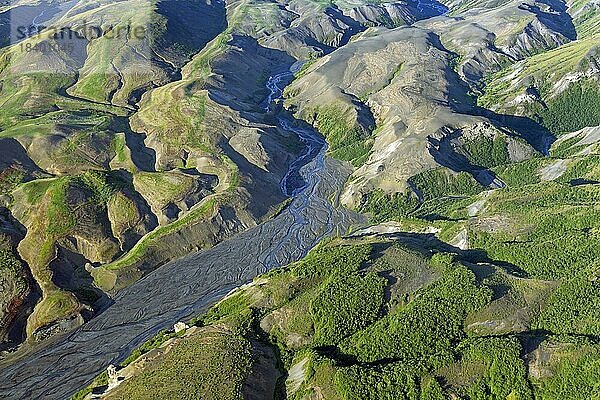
[0,67,358,399]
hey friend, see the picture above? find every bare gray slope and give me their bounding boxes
[420,0,576,86]
[285,26,541,207]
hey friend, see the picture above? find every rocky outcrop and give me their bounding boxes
[429,122,538,172]
[31,314,84,341]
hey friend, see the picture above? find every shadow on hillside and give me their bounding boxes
[155,0,228,67]
[427,133,507,188]
[202,34,327,203]
[519,0,577,41]
[483,110,556,155]
[351,231,531,278]
[108,116,157,173]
